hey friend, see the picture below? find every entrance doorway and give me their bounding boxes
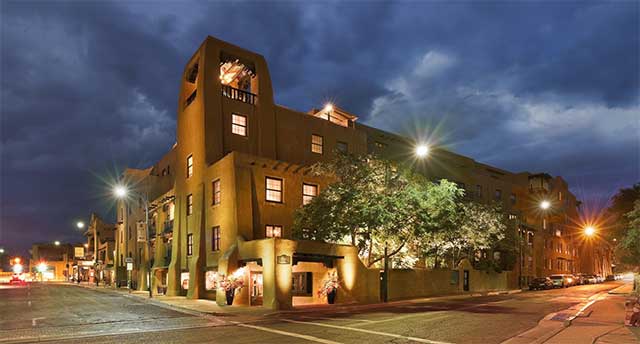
[250,272,263,306]
[463,270,470,291]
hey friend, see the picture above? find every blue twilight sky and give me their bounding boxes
[1,1,638,254]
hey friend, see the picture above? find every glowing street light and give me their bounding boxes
[584,226,596,237]
[0,248,4,254]
[415,144,430,158]
[76,221,85,229]
[324,103,333,112]
[114,185,127,198]
[54,241,61,246]
[540,200,551,210]
[13,263,23,274]
[37,262,48,273]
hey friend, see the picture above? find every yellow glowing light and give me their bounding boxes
[415,144,430,158]
[54,241,60,246]
[540,200,551,210]
[13,263,23,274]
[324,103,333,112]
[231,267,246,279]
[76,221,85,229]
[37,262,48,273]
[114,185,127,198]
[13,257,21,264]
[584,226,595,237]
[0,248,4,254]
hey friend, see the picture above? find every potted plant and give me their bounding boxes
[218,269,245,305]
[318,272,340,304]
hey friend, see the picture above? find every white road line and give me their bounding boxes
[281,319,453,344]
[236,323,343,344]
[31,317,45,327]
[300,315,374,323]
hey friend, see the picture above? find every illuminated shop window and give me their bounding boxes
[266,177,283,202]
[265,225,282,238]
[232,114,247,136]
[302,183,318,205]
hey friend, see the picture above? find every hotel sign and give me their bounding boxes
[74,247,85,258]
[277,255,290,265]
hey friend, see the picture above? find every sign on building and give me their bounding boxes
[74,247,85,258]
[137,221,147,242]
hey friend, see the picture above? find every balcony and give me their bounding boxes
[163,220,174,234]
[222,84,256,105]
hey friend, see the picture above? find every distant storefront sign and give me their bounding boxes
[74,247,85,258]
[277,255,291,265]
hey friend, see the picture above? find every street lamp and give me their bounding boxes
[113,184,153,298]
[54,241,60,246]
[415,144,430,158]
[584,226,596,237]
[540,200,550,210]
[76,221,85,229]
[0,248,4,254]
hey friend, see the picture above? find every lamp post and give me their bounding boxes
[114,184,153,298]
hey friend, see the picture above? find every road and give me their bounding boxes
[0,281,632,344]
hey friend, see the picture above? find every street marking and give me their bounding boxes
[281,319,453,344]
[300,315,374,323]
[31,317,45,327]
[236,323,342,344]
[350,313,450,327]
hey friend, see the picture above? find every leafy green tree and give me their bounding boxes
[606,184,640,269]
[621,199,640,267]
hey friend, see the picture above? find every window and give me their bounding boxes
[495,189,502,200]
[302,183,318,205]
[543,218,547,229]
[292,272,313,296]
[187,194,193,216]
[212,179,221,205]
[187,234,193,256]
[231,113,247,136]
[311,134,323,154]
[558,191,563,201]
[336,141,348,153]
[212,226,220,251]
[510,193,516,205]
[508,214,517,220]
[187,155,193,178]
[265,225,282,238]
[266,177,283,202]
[528,232,534,245]
[375,141,386,150]
[475,185,482,198]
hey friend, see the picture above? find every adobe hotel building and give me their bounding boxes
[112,36,611,309]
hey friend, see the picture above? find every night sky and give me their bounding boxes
[1,1,638,254]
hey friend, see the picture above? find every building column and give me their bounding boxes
[187,183,205,299]
[167,197,183,296]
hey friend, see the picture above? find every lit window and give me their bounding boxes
[266,177,282,203]
[187,194,193,216]
[336,141,348,153]
[558,191,563,201]
[232,114,247,136]
[303,183,318,205]
[187,155,193,178]
[212,179,221,205]
[266,225,283,238]
[311,135,323,154]
[187,234,193,256]
[212,226,220,251]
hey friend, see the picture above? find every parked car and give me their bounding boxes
[566,274,577,286]
[529,277,554,290]
[595,275,605,283]
[584,274,598,284]
[574,274,587,285]
[605,274,615,281]
[549,274,570,288]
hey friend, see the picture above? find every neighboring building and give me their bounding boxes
[83,213,116,284]
[29,243,78,281]
[110,36,599,308]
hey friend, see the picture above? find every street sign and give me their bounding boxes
[137,222,147,242]
[126,263,133,271]
[125,257,134,264]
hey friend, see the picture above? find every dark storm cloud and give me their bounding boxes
[1,1,638,253]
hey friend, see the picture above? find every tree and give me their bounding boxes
[621,199,640,267]
[293,152,511,270]
[606,184,640,268]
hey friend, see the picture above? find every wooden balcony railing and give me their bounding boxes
[221,84,256,105]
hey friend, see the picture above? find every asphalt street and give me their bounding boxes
[0,281,628,344]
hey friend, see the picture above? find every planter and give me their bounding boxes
[327,289,337,304]
[225,289,235,305]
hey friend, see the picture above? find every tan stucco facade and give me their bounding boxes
[106,35,607,308]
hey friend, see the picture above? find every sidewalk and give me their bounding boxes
[70,281,521,318]
[503,282,638,344]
